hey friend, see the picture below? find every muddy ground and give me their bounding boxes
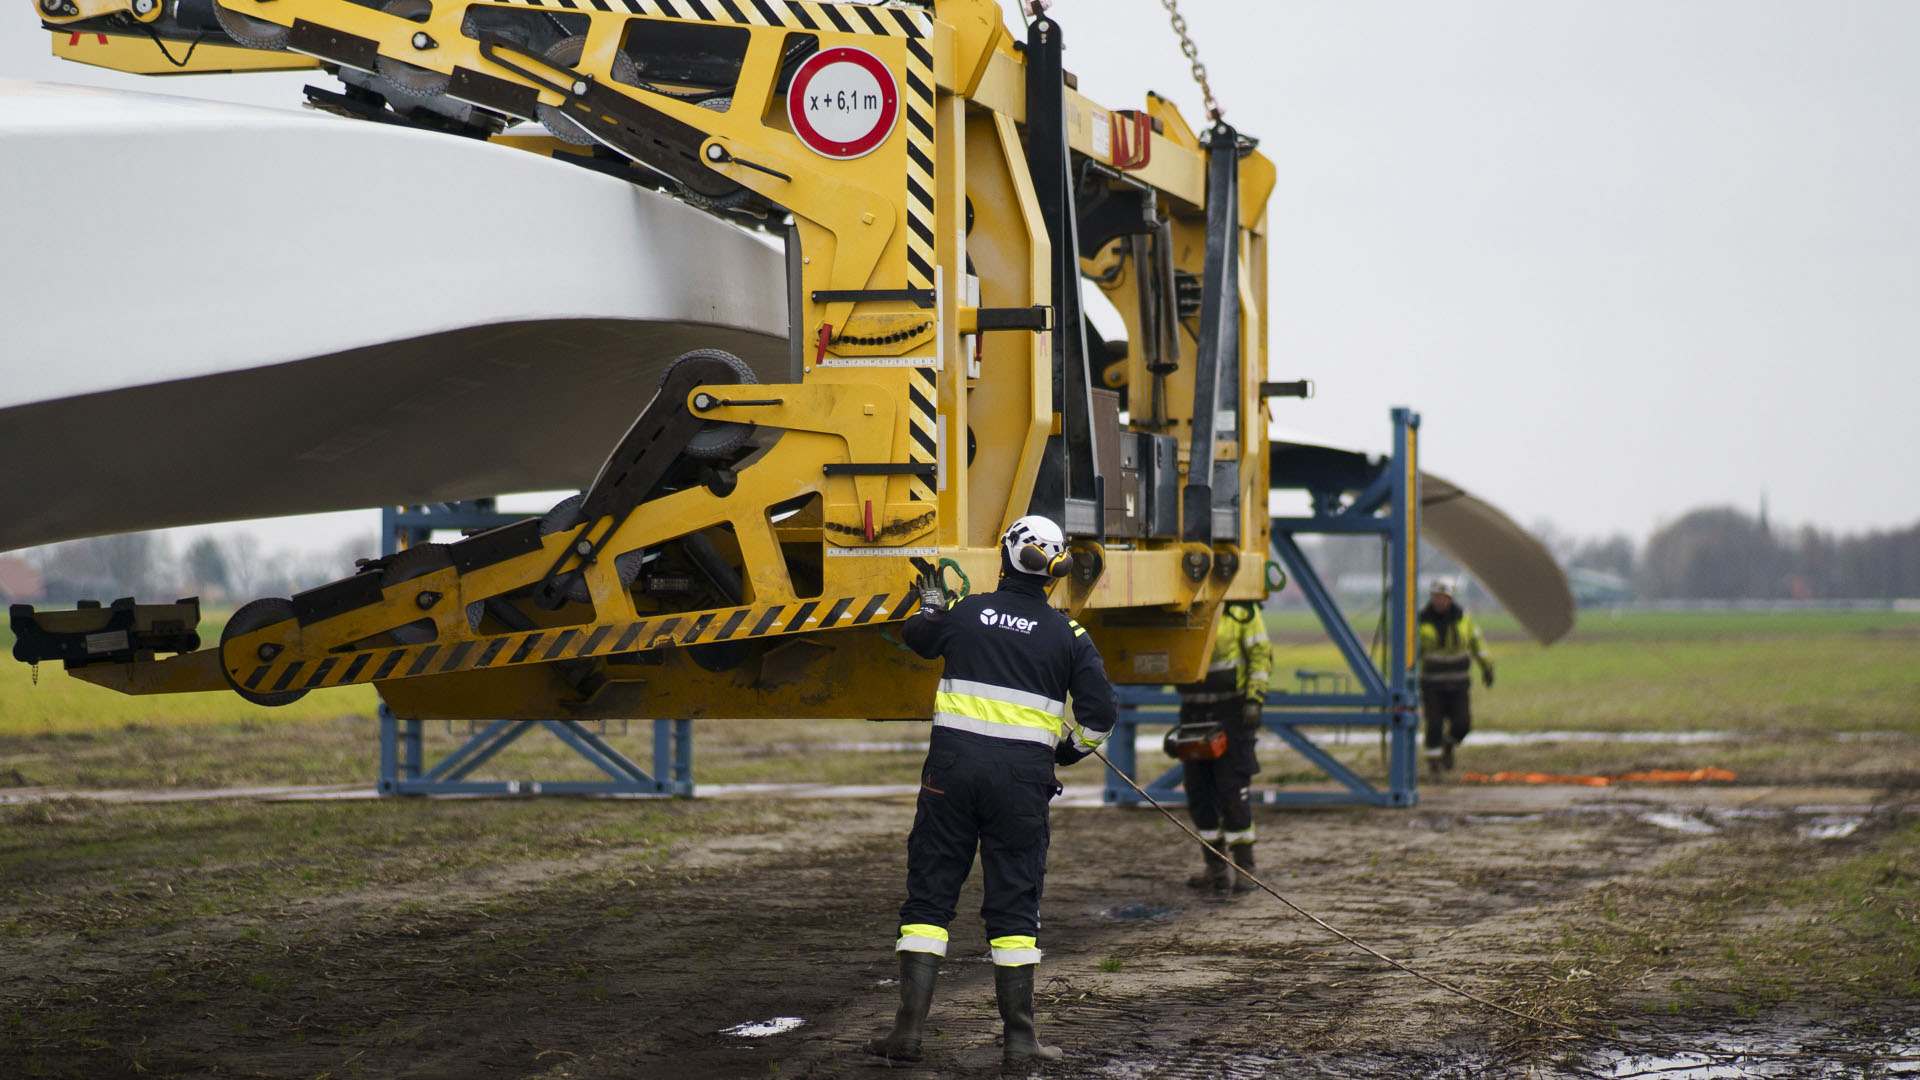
[4,775,1919,1080]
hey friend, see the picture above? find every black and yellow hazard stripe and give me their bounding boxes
[906,365,937,502]
[491,0,927,39]
[900,22,936,290]
[235,590,916,694]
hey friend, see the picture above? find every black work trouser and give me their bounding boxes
[1177,698,1256,837]
[1422,681,1472,749]
[898,729,1058,944]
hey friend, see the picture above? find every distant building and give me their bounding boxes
[1567,567,1633,607]
[0,556,44,604]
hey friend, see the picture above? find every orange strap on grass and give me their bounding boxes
[1459,767,1736,786]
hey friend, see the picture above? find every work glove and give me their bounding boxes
[1054,739,1091,767]
[911,568,947,616]
[1239,697,1264,732]
[1481,665,1495,690]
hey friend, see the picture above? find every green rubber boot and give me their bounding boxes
[865,950,939,1062]
[995,964,1062,1068]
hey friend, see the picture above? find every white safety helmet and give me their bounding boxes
[1002,515,1071,578]
[1429,579,1455,597]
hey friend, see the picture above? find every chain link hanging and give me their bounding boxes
[1157,0,1221,121]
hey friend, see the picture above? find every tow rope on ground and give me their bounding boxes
[1081,736,1918,1070]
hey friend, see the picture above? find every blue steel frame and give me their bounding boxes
[372,501,695,797]
[1103,408,1423,808]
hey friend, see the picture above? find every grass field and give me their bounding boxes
[2,609,1915,791]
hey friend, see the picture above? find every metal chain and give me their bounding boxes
[1157,0,1221,121]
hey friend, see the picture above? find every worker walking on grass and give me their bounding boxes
[867,515,1118,1069]
[1417,579,1494,777]
[1177,601,1272,895]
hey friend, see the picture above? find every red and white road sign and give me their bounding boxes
[787,47,899,160]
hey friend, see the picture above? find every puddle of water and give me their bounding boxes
[1101,903,1180,922]
[1802,816,1864,840]
[1594,1051,1756,1078]
[1584,1024,1920,1079]
[1639,812,1720,835]
[720,1016,804,1038]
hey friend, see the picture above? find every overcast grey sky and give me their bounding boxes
[6,1,1916,549]
[1066,0,1920,541]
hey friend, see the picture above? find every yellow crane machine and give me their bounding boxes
[16,0,1335,761]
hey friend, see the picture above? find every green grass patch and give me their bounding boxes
[1527,817,1920,1029]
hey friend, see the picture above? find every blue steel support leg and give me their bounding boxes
[1386,710,1419,806]
[652,719,671,796]
[673,719,693,796]
[402,717,422,782]
[378,704,399,795]
[1389,406,1422,807]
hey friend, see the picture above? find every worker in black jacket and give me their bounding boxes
[866,515,1118,1069]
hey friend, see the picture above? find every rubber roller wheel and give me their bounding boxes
[538,35,640,146]
[676,97,752,212]
[380,544,453,645]
[211,0,289,50]
[374,0,451,101]
[539,494,647,604]
[221,597,308,707]
[662,348,758,460]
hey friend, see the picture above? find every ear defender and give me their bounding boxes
[1017,544,1072,578]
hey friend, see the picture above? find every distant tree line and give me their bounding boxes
[10,531,376,607]
[1537,508,1920,601]
[1289,505,1918,608]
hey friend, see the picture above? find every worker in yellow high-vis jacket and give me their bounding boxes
[1177,601,1272,895]
[1417,579,1494,777]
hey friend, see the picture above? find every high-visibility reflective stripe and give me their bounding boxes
[896,923,950,956]
[1068,619,1086,638]
[932,712,1058,746]
[989,935,1041,967]
[1247,632,1269,644]
[934,678,1065,744]
[1071,724,1111,751]
[1198,829,1224,843]
[1223,827,1256,845]
[1208,659,1239,672]
[939,678,1065,717]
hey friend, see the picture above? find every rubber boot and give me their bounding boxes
[865,950,939,1062]
[1426,749,1444,779]
[1440,741,1456,771]
[1228,842,1258,894]
[1185,843,1230,893]
[995,964,1062,1069]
